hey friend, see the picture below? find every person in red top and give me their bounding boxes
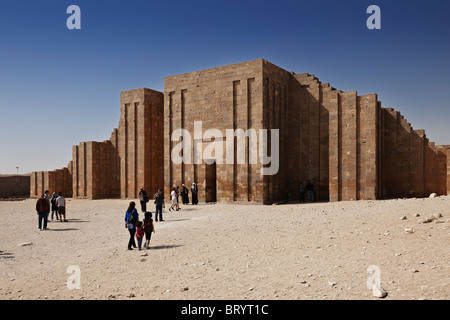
[135,221,145,250]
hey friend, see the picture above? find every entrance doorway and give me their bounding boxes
[205,162,217,203]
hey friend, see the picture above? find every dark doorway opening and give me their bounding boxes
[205,162,217,203]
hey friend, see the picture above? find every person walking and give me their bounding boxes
[135,221,145,250]
[50,192,59,221]
[143,211,155,249]
[153,189,165,222]
[169,188,178,211]
[138,187,149,213]
[181,184,189,205]
[56,192,67,222]
[191,182,198,205]
[36,193,50,231]
[125,201,139,250]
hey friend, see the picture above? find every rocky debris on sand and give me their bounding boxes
[419,213,443,224]
[371,284,388,298]
[17,242,32,247]
[429,193,437,198]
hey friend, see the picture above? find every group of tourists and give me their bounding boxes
[124,202,155,250]
[170,183,199,209]
[125,182,199,250]
[168,182,198,211]
[35,190,67,230]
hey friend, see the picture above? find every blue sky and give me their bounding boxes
[1,0,449,174]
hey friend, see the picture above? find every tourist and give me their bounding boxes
[191,182,198,205]
[36,193,50,231]
[56,192,67,222]
[125,201,138,250]
[138,187,149,213]
[44,190,51,214]
[153,189,165,222]
[50,192,59,221]
[143,211,155,249]
[299,181,306,203]
[181,184,189,205]
[135,221,145,250]
[169,188,178,211]
[306,180,314,203]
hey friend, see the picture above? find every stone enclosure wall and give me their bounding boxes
[0,175,31,198]
[30,59,450,203]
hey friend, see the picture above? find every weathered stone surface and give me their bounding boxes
[30,59,450,203]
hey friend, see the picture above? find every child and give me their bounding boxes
[135,221,145,250]
[143,212,155,249]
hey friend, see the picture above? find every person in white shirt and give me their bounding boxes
[169,188,178,212]
[56,192,67,222]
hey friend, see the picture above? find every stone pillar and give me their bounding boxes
[357,94,378,200]
[409,129,425,197]
[120,88,164,200]
[340,91,358,201]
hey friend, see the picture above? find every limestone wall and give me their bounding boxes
[30,58,450,202]
[164,60,265,203]
[0,175,30,198]
[30,165,72,198]
[119,88,164,199]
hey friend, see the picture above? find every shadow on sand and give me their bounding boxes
[149,244,184,250]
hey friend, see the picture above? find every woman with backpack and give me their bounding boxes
[124,201,139,250]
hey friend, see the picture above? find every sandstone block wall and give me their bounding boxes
[72,140,119,199]
[0,175,30,198]
[380,108,448,199]
[293,74,379,202]
[70,88,164,199]
[30,165,72,198]
[31,58,450,202]
[119,88,164,199]
[164,60,265,203]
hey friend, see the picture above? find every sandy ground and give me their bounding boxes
[0,196,449,300]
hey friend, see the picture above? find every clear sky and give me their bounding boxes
[1,0,449,174]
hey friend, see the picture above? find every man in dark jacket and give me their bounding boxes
[139,187,149,213]
[36,193,50,230]
[153,189,165,222]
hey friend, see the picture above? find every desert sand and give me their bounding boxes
[0,196,448,300]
